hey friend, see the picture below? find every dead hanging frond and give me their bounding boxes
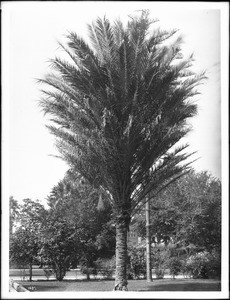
[123,114,133,137]
[97,192,105,211]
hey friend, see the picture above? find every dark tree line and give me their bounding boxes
[10,169,221,281]
[135,170,221,257]
[9,173,115,281]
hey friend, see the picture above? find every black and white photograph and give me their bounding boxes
[1,1,229,299]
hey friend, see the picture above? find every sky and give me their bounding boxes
[2,1,229,204]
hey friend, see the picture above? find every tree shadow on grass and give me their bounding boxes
[140,281,221,291]
[29,278,114,282]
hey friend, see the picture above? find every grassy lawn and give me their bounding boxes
[18,278,221,292]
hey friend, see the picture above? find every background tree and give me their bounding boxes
[39,10,205,290]
[169,171,221,254]
[10,227,40,281]
[9,198,46,281]
[127,245,146,279]
[40,212,78,281]
[41,172,115,281]
[189,172,221,252]
[136,170,221,255]
[9,196,20,235]
[19,198,47,229]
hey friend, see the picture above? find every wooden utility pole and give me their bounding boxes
[146,196,152,282]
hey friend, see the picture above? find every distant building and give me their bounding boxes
[127,225,142,247]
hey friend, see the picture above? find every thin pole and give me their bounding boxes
[146,196,152,282]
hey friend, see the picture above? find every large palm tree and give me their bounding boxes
[39,10,205,290]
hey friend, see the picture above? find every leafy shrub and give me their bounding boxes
[19,268,28,281]
[127,246,146,279]
[167,257,183,278]
[185,251,214,279]
[43,268,53,280]
[180,259,192,278]
[152,245,170,279]
[80,256,98,280]
[155,268,165,279]
[80,264,98,279]
[95,256,115,279]
[206,249,221,279]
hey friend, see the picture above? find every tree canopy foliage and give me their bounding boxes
[9,170,221,281]
[135,170,221,253]
[9,198,47,281]
[9,177,116,281]
[9,196,20,234]
[40,172,115,280]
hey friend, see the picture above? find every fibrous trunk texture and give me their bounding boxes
[114,219,128,291]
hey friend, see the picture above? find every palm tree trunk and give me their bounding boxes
[114,218,128,291]
[146,198,152,282]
